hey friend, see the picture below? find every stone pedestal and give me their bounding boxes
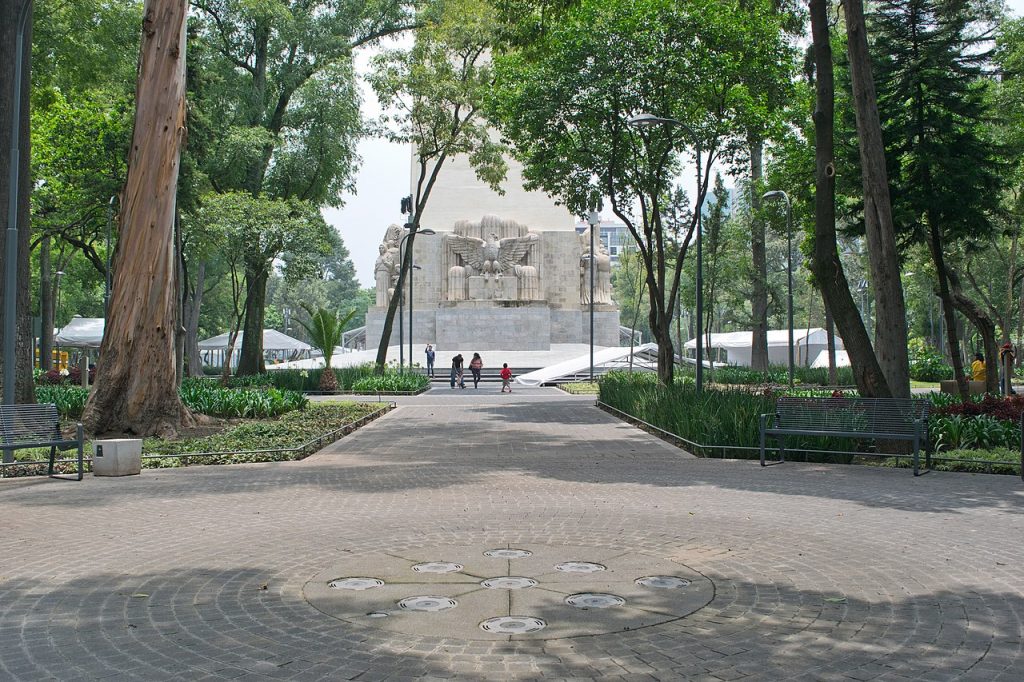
[93,439,142,476]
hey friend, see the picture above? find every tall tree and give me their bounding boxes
[0,0,35,409]
[190,0,415,375]
[82,0,193,436]
[368,0,506,372]
[808,0,891,397]
[490,0,793,383]
[843,0,910,397]
[872,0,1004,395]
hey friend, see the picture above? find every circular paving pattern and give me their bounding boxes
[303,543,714,640]
[328,577,385,591]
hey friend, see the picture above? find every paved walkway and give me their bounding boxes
[2,387,1023,681]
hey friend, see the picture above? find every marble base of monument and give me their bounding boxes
[365,305,619,351]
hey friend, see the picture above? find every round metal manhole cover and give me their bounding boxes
[479,616,546,634]
[397,596,458,612]
[484,548,532,559]
[636,575,692,589]
[480,576,537,590]
[328,577,384,591]
[555,561,607,573]
[412,562,464,574]
[565,593,627,609]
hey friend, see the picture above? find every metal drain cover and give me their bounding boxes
[565,593,626,609]
[329,577,385,591]
[366,612,389,618]
[397,596,458,612]
[480,576,537,590]
[555,561,606,573]
[636,575,691,589]
[484,548,532,559]
[479,616,546,634]
[412,562,463,573]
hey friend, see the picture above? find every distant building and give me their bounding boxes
[575,220,634,265]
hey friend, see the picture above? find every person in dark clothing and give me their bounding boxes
[469,353,483,388]
[425,344,436,377]
[450,353,465,389]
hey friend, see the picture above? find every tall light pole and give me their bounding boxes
[763,189,794,388]
[398,229,435,372]
[4,0,33,431]
[627,113,704,392]
[587,206,600,381]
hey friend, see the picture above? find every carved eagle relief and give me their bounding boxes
[445,231,539,274]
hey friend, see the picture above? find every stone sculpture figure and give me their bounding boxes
[580,227,613,305]
[447,265,466,301]
[374,243,396,307]
[445,224,540,301]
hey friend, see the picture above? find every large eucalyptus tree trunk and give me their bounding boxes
[0,0,35,407]
[183,261,206,378]
[236,264,268,375]
[83,0,193,436]
[844,0,910,398]
[39,235,53,371]
[809,0,891,398]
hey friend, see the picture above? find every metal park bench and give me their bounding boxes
[759,396,931,476]
[0,404,84,480]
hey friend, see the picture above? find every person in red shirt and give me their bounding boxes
[500,363,513,393]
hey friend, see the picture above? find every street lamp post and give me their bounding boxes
[587,208,600,381]
[762,189,794,388]
[398,228,436,372]
[627,113,703,392]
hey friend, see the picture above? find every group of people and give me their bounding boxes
[424,344,513,393]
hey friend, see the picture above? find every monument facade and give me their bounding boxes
[365,155,619,351]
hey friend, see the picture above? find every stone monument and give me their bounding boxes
[365,154,619,351]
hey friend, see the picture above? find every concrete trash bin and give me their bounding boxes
[93,439,143,476]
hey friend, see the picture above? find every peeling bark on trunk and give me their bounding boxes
[749,137,769,371]
[0,0,35,405]
[844,0,910,398]
[809,0,891,398]
[82,0,193,437]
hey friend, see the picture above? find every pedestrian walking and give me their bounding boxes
[425,344,436,378]
[469,352,483,389]
[500,363,513,393]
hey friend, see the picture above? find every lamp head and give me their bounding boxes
[627,113,680,128]
[762,190,788,202]
[419,228,437,236]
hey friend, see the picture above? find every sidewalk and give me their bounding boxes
[1,386,1022,680]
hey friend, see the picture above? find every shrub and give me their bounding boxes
[908,341,954,381]
[351,371,429,393]
[883,447,1021,475]
[34,385,90,418]
[178,377,307,417]
[599,371,858,461]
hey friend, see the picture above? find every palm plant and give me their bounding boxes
[295,304,355,392]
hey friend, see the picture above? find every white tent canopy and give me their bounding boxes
[54,316,104,348]
[811,349,850,369]
[684,328,844,368]
[198,329,311,352]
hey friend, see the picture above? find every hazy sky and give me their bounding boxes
[328,2,1024,288]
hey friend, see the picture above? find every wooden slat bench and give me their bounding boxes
[0,404,84,480]
[759,396,931,476]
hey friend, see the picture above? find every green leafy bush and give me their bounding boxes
[178,377,307,417]
[707,364,854,387]
[882,447,1021,475]
[351,371,429,393]
[908,340,954,381]
[34,385,89,418]
[929,414,1018,452]
[264,365,379,392]
[599,371,857,461]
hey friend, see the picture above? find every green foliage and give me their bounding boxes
[141,402,385,466]
[351,372,430,393]
[908,340,954,381]
[598,371,857,461]
[709,364,855,387]
[34,385,89,418]
[295,305,355,369]
[882,447,1021,475]
[178,378,308,418]
[560,382,599,395]
[929,414,1018,452]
